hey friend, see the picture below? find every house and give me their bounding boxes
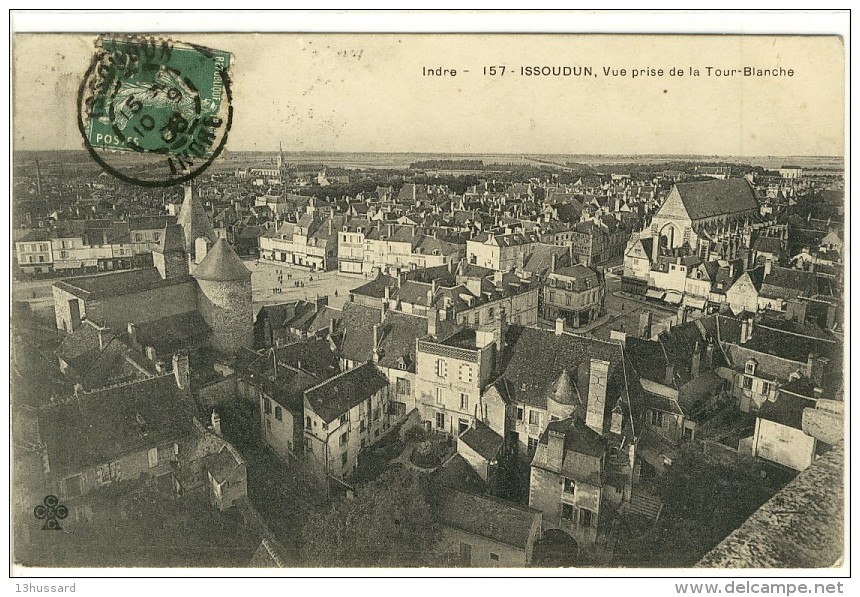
[434,486,542,567]
[206,442,248,511]
[757,265,819,312]
[542,264,606,328]
[302,363,392,480]
[416,326,505,438]
[34,372,196,525]
[749,391,817,471]
[466,231,540,272]
[725,266,765,314]
[456,421,505,485]
[253,298,340,348]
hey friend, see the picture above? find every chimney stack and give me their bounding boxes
[172,352,190,391]
[586,359,610,435]
[555,317,565,336]
[211,410,222,437]
[547,428,565,471]
[638,312,652,339]
[127,322,137,347]
[428,309,438,339]
[691,340,701,378]
[372,324,380,362]
[551,253,557,273]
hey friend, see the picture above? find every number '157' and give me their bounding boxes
[483,66,506,76]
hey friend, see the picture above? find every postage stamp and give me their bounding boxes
[77,35,232,187]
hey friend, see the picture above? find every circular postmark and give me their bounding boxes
[77,35,233,187]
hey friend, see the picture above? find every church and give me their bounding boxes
[52,185,253,357]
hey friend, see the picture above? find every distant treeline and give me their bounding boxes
[409,159,485,170]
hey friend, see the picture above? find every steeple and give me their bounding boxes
[177,183,217,264]
[545,368,582,421]
[152,223,188,280]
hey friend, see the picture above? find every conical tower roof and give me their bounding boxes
[544,369,581,407]
[192,238,251,282]
[154,223,186,254]
[177,185,217,252]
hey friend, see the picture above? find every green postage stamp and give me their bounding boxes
[78,35,233,187]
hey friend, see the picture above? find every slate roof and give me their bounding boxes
[154,223,186,254]
[54,268,194,300]
[760,266,818,300]
[39,375,196,476]
[498,325,630,415]
[132,310,211,354]
[696,443,843,568]
[193,238,252,281]
[674,179,759,221]
[758,392,815,430]
[436,486,540,550]
[532,417,606,485]
[437,454,489,494]
[459,421,504,461]
[304,363,389,423]
[549,264,601,293]
[349,274,399,300]
[129,216,175,231]
[734,324,838,364]
[177,188,217,247]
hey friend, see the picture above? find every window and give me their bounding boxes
[305,438,313,454]
[436,359,447,377]
[516,406,524,421]
[579,508,594,528]
[373,407,380,421]
[649,410,665,427]
[359,420,366,433]
[275,406,282,421]
[148,447,158,468]
[339,413,349,426]
[489,553,499,562]
[396,377,411,395]
[528,410,540,426]
[561,503,575,520]
[745,359,758,375]
[266,419,272,433]
[488,307,495,321]
[435,412,445,430]
[527,437,539,452]
[263,398,272,415]
[459,364,473,383]
[436,388,444,405]
[743,376,753,390]
[459,393,469,410]
[339,432,349,446]
[563,478,575,495]
[341,453,348,467]
[305,416,312,430]
[761,381,773,396]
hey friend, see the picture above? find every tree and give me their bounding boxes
[301,466,436,566]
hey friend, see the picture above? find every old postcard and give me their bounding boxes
[9,12,848,579]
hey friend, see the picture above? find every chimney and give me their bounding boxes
[431,279,438,295]
[145,346,157,361]
[381,299,389,319]
[155,360,166,374]
[172,352,190,390]
[586,359,610,435]
[315,295,328,312]
[426,288,434,308]
[493,270,503,286]
[704,338,715,371]
[690,340,701,378]
[555,317,565,336]
[807,354,828,388]
[677,305,688,325]
[664,363,675,386]
[372,324,380,363]
[384,285,391,301]
[764,258,773,276]
[211,410,222,437]
[638,312,652,339]
[97,326,108,351]
[328,317,337,336]
[448,259,456,274]
[547,428,565,471]
[428,309,438,339]
[127,322,137,346]
[551,252,557,273]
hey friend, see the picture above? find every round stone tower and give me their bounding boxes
[545,369,582,422]
[192,238,253,354]
[177,183,217,267]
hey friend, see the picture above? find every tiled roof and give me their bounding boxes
[437,454,489,495]
[459,421,504,461]
[436,486,540,550]
[39,375,196,476]
[304,362,389,423]
[349,274,398,300]
[154,223,186,254]
[674,179,759,221]
[532,417,605,485]
[757,392,813,430]
[132,311,211,354]
[54,268,194,300]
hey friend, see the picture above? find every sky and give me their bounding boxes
[12,33,845,156]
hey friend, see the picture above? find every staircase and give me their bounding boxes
[628,490,663,522]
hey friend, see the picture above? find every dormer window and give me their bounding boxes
[745,359,758,375]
